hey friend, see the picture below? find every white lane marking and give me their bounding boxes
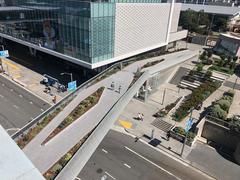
[29,101,33,104]
[19,94,23,98]
[41,108,44,112]
[124,146,182,180]
[123,163,131,169]
[105,171,116,180]
[75,177,81,180]
[13,105,19,109]
[0,94,3,98]
[10,89,13,92]
[30,117,34,120]
[102,148,108,154]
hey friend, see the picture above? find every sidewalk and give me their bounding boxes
[1,58,67,104]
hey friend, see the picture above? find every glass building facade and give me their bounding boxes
[0,0,164,65]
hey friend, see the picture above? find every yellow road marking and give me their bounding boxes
[2,59,20,70]
[119,120,132,129]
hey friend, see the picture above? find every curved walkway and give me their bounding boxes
[23,50,198,174]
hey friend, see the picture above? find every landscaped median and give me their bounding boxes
[17,104,68,149]
[42,87,104,145]
[16,87,104,149]
[43,133,90,180]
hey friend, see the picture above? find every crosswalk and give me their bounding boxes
[151,118,173,132]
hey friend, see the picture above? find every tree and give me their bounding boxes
[196,63,203,72]
[220,54,226,61]
[233,56,238,62]
[213,16,228,32]
[211,104,227,120]
[217,99,231,112]
[207,51,213,58]
[204,70,212,79]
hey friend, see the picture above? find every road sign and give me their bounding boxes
[0,50,9,58]
[68,81,77,91]
[185,118,194,132]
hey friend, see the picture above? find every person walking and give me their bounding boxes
[141,113,144,121]
[52,95,57,104]
[138,113,142,121]
[118,85,122,93]
[110,81,115,90]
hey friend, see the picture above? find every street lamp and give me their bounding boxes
[180,107,194,157]
[60,72,73,82]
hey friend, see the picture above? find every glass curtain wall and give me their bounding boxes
[0,0,164,65]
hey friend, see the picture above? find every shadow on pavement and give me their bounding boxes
[208,141,237,165]
[4,39,96,86]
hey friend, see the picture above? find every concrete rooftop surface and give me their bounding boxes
[0,125,44,180]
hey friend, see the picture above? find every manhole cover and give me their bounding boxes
[96,168,103,174]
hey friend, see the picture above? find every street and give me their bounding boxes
[0,75,50,134]
[78,130,213,180]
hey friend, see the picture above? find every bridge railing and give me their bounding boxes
[11,54,141,140]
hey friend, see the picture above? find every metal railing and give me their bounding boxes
[11,48,191,140]
[11,61,123,140]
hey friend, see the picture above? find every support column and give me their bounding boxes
[29,47,36,56]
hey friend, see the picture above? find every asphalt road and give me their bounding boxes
[78,130,213,180]
[0,75,50,134]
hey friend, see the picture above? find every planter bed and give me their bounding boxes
[153,97,181,118]
[173,80,221,122]
[142,58,165,69]
[17,103,68,149]
[171,127,196,146]
[43,133,90,180]
[208,65,234,75]
[42,87,104,145]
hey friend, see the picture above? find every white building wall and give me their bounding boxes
[114,3,171,57]
[170,3,181,33]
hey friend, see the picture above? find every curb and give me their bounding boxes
[111,126,217,180]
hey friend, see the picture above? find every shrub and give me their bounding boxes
[204,71,212,79]
[216,99,231,112]
[196,63,203,72]
[173,127,186,136]
[207,51,213,58]
[210,104,227,120]
[233,56,238,62]
[222,95,233,103]
[51,163,62,173]
[226,89,235,97]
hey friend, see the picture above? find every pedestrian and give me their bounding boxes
[141,113,144,121]
[138,113,142,120]
[118,85,122,93]
[52,95,57,104]
[110,81,115,90]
